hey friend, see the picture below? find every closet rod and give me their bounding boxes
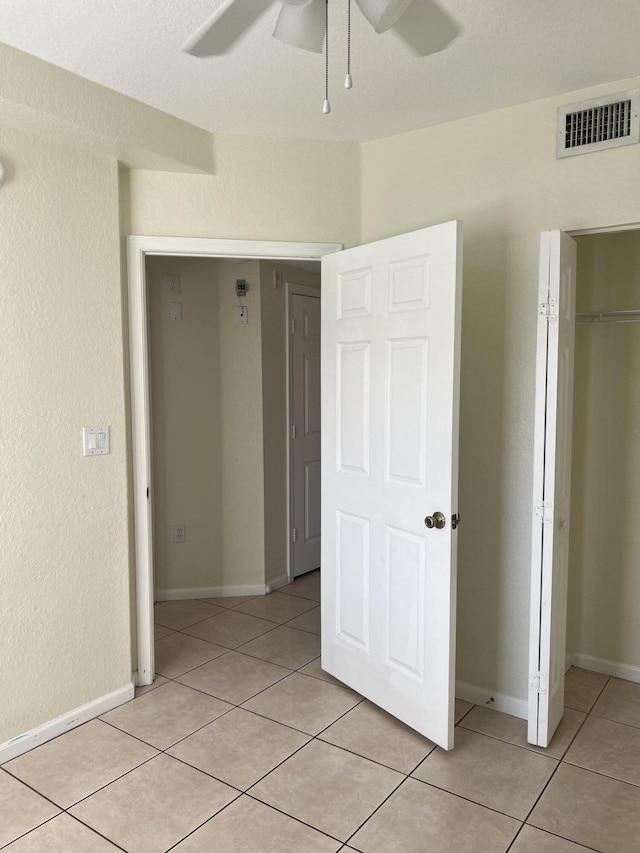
[576,310,640,324]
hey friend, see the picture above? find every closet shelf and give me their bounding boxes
[576,309,640,323]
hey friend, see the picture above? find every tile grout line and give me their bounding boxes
[342,772,411,849]
[0,813,61,852]
[12,593,631,853]
[124,665,636,852]
[508,676,609,851]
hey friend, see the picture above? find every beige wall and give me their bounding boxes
[147,257,223,594]
[361,76,640,701]
[0,43,214,173]
[147,258,266,594]
[568,232,640,668]
[217,260,266,588]
[0,125,131,745]
[260,262,321,587]
[128,134,360,247]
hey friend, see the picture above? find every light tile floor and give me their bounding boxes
[2,570,640,851]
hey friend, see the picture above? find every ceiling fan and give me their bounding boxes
[182,0,459,113]
[183,0,458,58]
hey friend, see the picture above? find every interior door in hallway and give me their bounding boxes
[321,221,463,749]
[291,292,321,578]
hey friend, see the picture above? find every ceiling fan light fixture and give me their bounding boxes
[273,0,326,53]
[355,0,413,33]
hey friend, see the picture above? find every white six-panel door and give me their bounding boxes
[321,221,463,749]
[528,230,577,747]
[291,292,322,577]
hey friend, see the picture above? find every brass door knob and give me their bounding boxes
[424,511,446,529]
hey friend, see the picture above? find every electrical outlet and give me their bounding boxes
[173,525,186,543]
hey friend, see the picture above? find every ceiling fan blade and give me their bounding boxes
[392,0,461,57]
[182,0,275,57]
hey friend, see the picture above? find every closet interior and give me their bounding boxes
[567,230,640,682]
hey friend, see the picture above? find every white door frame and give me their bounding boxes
[127,236,341,686]
[285,282,321,582]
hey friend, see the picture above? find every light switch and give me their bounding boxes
[83,425,110,457]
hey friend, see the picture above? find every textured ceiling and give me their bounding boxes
[1,1,640,142]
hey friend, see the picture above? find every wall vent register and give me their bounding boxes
[557,89,640,158]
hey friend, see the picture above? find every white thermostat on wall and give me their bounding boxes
[83,425,110,457]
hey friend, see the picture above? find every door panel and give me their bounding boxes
[528,230,577,747]
[321,221,463,749]
[291,293,321,578]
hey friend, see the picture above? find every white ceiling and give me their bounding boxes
[2,1,640,143]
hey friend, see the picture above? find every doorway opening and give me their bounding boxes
[128,237,340,685]
[528,223,640,747]
[567,228,640,683]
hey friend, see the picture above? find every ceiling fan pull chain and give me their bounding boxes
[345,0,353,89]
[323,0,331,113]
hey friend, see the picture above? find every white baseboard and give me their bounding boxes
[265,574,290,593]
[155,583,267,601]
[0,682,135,764]
[456,680,528,720]
[567,652,640,684]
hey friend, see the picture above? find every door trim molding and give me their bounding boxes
[286,282,321,583]
[568,222,640,237]
[127,236,340,685]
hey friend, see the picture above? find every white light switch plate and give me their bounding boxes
[83,425,110,456]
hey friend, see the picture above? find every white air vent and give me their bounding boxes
[557,90,640,158]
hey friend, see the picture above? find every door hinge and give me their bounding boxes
[539,298,558,320]
[535,501,553,524]
[291,424,297,440]
[531,671,548,695]
[146,487,149,499]
[292,528,297,542]
[291,318,296,334]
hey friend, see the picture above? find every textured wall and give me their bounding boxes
[361,77,640,702]
[0,125,131,744]
[128,134,359,247]
[260,262,321,587]
[216,260,266,588]
[569,232,640,668]
[0,43,214,173]
[147,256,222,593]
